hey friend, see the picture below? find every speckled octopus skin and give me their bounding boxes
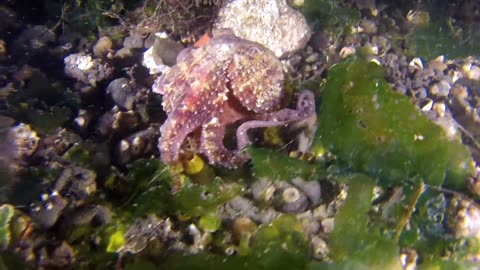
[153,29,315,168]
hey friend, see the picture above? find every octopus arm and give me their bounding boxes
[158,108,211,164]
[237,90,316,151]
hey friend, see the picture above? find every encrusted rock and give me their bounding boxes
[214,0,311,58]
[10,123,39,158]
[53,166,97,202]
[64,53,114,86]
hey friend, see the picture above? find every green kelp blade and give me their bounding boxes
[248,147,325,181]
[313,57,474,188]
[328,174,402,270]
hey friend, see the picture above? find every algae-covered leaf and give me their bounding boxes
[128,159,241,217]
[407,21,480,61]
[130,186,170,216]
[303,0,360,34]
[0,204,14,251]
[126,159,173,216]
[172,178,242,217]
[249,147,324,181]
[126,158,171,188]
[249,214,310,270]
[329,174,402,269]
[313,56,474,188]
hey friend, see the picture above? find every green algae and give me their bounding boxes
[303,0,360,35]
[327,174,402,269]
[124,159,241,218]
[407,20,480,61]
[170,178,242,217]
[248,147,325,181]
[312,56,474,189]
[157,215,310,270]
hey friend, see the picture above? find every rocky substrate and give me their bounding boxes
[1,0,480,268]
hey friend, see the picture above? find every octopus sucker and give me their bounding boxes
[153,29,316,168]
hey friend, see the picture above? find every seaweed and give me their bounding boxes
[248,147,325,181]
[312,56,475,190]
[303,0,360,36]
[125,159,242,218]
[407,19,480,61]
[311,174,402,269]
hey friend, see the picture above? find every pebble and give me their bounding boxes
[360,19,378,35]
[93,36,113,58]
[10,123,39,158]
[105,78,136,110]
[429,80,451,98]
[321,217,334,234]
[274,184,309,213]
[123,33,144,49]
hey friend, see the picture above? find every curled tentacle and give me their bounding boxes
[236,90,316,151]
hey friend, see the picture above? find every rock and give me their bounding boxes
[93,36,113,58]
[309,30,330,52]
[116,126,160,164]
[142,33,184,74]
[105,78,136,110]
[272,182,309,213]
[10,123,39,158]
[429,80,451,98]
[64,53,114,86]
[123,33,144,49]
[30,191,68,229]
[214,0,311,58]
[53,166,97,202]
[360,19,378,35]
[291,177,322,206]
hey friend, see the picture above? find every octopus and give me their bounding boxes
[152,29,316,168]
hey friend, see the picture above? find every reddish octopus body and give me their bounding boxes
[153,30,315,168]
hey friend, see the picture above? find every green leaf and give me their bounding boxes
[249,215,310,270]
[329,174,402,269]
[127,159,241,217]
[313,56,474,188]
[249,147,325,181]
[172,178,242,217]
